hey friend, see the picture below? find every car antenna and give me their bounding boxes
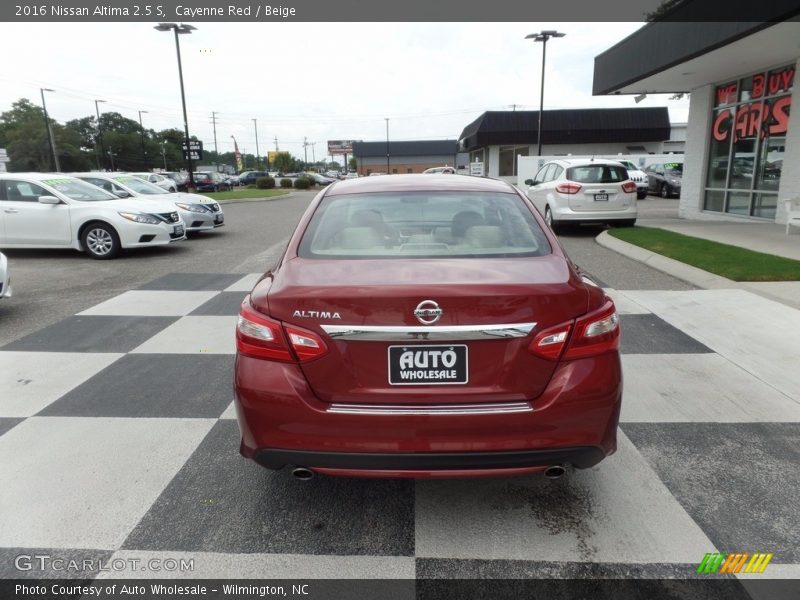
[590,155,594,162]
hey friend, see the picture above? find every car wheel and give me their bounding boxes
[82,222,120,260]
[545,206,560,232]
[660,183,670,198]
[637,191,647,200]
[618,219,636,227]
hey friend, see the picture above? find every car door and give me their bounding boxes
[1,179,71,246]
[526,164,554,213]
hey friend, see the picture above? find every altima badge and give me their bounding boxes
[414,300,442,325]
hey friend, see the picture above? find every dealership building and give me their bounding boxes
[593,5,799,224]
[351,140,464,176]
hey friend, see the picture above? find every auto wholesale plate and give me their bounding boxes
[388,344,468,385]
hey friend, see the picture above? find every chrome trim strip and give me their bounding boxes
[328,402,533,416]
[320,322,536,341]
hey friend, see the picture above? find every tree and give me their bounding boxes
[271,151,293,173]
[348,157,358,171]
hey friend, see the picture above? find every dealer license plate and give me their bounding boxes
[388,345,468,385]
[594,194,609,201]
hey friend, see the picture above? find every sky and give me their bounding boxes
[0,22,690,162]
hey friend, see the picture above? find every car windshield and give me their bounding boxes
[113,175,165,195]
[664,163,683,174]
[299,191,551,259]
[566,164,629,183]
[41,178,119,202]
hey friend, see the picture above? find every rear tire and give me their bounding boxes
[617,219,637,227]
[545,206,561,233]
[81,222,121,260]
[660,183,670,198]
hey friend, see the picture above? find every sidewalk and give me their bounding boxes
[597,213,800,310]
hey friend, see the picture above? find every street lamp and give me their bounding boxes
[40,88,60,172]
[525,30,565,156]
[138,110,148,167]
[385,118,390,174]
[155,22,197,191]
[94,99,107,170]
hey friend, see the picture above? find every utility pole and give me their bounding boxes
[138,110,148,168]
[40,88,60,172]
[385,118,390,174]
[274,136,278,151]
[94,99,106,170]
[211,111,218,155]
[252,118,260,170]
[303,136,308,167]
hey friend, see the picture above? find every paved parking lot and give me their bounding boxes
[0,194,798,585]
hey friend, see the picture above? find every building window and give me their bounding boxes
[703,64,793,219]
[498,145,530,177]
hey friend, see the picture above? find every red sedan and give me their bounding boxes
[234,174,622,479]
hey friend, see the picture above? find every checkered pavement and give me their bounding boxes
[0,274,798,581]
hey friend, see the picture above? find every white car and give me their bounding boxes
[0,251,11,299]
[71,173,224,233]
[614,160,649,200]
[524,158,638,230]
[0,173,186,259]
[131,172,177,193]
[422,166,456,174]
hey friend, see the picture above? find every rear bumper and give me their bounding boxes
[553,205,637,223]
[234,352,622,477]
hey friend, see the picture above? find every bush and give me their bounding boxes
[293,177,311,190]
[279,178,292,188]
[256,176,275,189]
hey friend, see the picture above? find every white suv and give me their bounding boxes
[0,173,186,259]
[614,160,649,200]
[524,159,637,230]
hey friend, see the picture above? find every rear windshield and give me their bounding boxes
[298,191,551,259]
[566,164,629,183]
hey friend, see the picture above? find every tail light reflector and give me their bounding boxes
[556,182,582,195]
[528,323,572,361]
[621,181,637,193]
[285,325,328,361]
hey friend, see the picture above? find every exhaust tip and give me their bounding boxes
[291,467,314,481]
[544,465,567,479]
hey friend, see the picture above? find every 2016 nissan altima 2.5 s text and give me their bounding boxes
[234,174,622,479]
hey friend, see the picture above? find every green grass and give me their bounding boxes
[199,189,290,202]
[608,227,800,282]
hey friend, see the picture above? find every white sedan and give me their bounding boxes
[72,172,224,234]
[0,173,186,259]
[131,172,177,193]
[0,251,11,299]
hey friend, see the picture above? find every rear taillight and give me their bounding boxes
[555,182,582,195]
[529,323,572,361]
[236,300,293,362]
[236,298,328,362]
[528,299,620,361]
[563,299,620,360]
[621,181,637,193]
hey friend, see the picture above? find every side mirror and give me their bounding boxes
[115,190,131,198]
[38,195,61,205]
[524,179,534,186]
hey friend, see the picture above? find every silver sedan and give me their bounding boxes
[0,251,12,299]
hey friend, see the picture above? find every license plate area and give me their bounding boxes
[594,193,609,201]
[388,344,468,385]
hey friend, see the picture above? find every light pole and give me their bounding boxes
[161,141,167,170]
[155,22,197,191]
[525,30,565,156]
[385,118,390,174]
[94,99,107,170]
[40,88,60,172]
[138,110,148,168]
[252,118,260,170]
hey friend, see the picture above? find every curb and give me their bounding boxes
[595,230,800,310]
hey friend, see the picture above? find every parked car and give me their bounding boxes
[239,171,269,186]
[423,166,456,174]
[226,174,241,187]
[131,172,177,193]
[161,171,189,192]
[234,174,622,479]
[525,159,638,230]
[0,251,11,299]
[614,160,648,200]
[199,171,232,192]
[0,173,185,259]
[302,172,335,186]
[72,173,224,233]
[645,162,683,198]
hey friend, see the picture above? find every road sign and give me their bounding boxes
[327,140,359,155]
[183,150,202,161]
[469,162,484,176]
